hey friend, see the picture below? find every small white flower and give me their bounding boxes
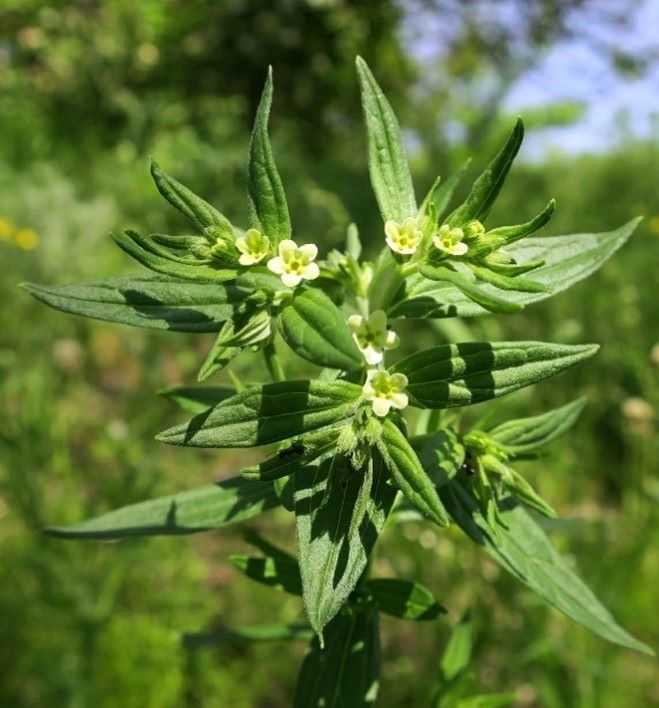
[384,217,421,255]
[235,228,270,266]
[348,310,399,365]
[433,224,469,256]
[362,369,409,418]
[267,239,320,287]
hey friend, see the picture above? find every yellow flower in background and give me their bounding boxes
[0,218,15,240]
[14,228,40,251]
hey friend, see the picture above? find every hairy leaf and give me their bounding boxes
[378,419,450,526]
[22,276,247,333]
[441,481,654,655]
[447,119,523,226]
[183,623,312,648]
[294,609,381,708]
[294,455,397,638]
[248,68,291,245]
[368,248,406,313]
[113,230,238,282]
[230,554,302,595]
[157,380,361,448]
[159,385,236,414]
[392,341,598,409]
[356,56,416,222]
[365,578,445,621]
[389,218,641,319]
[241,427,343,481]
[440,613,473,681]
[150,160,231,233]
[280,288,363,370]
[45,477,279,540]
[485,397,587,455]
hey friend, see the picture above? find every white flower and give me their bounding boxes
[362,370,409,418]
[384,217,421,255]
[348,310,399,365]
[235,228,270,265]
[433,225,469,256]
[267,239,320,287]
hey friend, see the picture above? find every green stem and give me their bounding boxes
[263,339,285,382]
[401,261,419,277]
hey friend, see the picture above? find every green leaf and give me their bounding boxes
[419,265,524,314]
[392,341,598,409]
[22,276,247,333]
[485,397,587,455]
[447,119,523,226]
[389,218,641,319]
[45,477,279,540]
[346,223,362,260]
[159,385,236,414]
[420,159,472,224]
[412,428,466,487]
[455,695,515,708]
[470,199,555,256]
[368,248,405,313]
[440,613,473,681]
[183,623,312,648]
[441,480,654,655]
[113,230,238,283]
[294,609,380,708]
[248,67,291,245]
[241,427,342,481]
[356,56,416,222]
[150,160,232,233]
[378,419,450,526]
[280,288,362,370]
[229,554,302,595]
[365,578,445,621]
[466,264,547,294]
[157,380,361,448]
[294,455,397,638]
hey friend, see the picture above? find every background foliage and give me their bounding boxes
[1,1,658,706]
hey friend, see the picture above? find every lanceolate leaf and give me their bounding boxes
[440,613,473,681]
[441,480,654,655]
[45,477,279,540]
[230,554,302,596]
[378,419,450,527]
[157,380,361,448]
[356,56,416,223]
[365,578,445,621]
[447,119,524,226]
[485,397,587,455]
[294,455,397,639]
[22,276,247,333]
[160,385,236,414]
[241,427,343,481]
[368,249,406,313]
[392,341,598,409]
[248,67,291,245]
[389,218,641,319]
[421,159,472,224]
[280,288,363,370]
[294,609,381,708]
[150,160,232,233]
[113,230,238,282]
[183,623,312,649]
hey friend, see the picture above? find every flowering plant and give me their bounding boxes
[24,58,652,704]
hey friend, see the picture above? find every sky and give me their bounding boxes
[408,0,659,158]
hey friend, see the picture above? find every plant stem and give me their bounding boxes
[263,339,285,382]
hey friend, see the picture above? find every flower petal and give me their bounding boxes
[302,262,320,280]
[278,239,298,258]
[384,221,398,240]
[363,346,383,366]
[369,310,387,331]
[235,238,249,255]
[239,253,256,266]
[385,330,400,349]
[298,243,318,261]
[267,256,284,274]
[390,392,409,410]
[372,398,392,418]
[390,373,408,389]
[450,241,469,256]
[348,314,363,332]
[281,272,303,288]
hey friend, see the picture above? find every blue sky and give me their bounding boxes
[409,0,659,157]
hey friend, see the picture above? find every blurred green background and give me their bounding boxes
[1,1,658,706]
